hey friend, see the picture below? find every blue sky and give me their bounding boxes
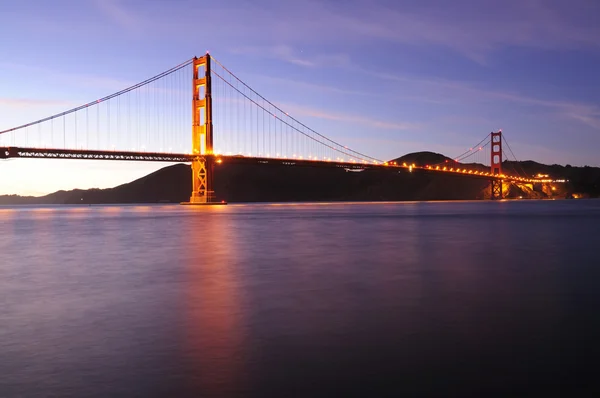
[1,0,600,195]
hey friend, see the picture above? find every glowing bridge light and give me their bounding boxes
[216,158,223,164]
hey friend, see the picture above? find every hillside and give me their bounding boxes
[1,152,598,204]
[393,151,452,166]
[396,152,600,198]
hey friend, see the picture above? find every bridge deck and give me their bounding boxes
[1,146,551,184]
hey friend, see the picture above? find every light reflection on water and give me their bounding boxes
[1,200,600,397]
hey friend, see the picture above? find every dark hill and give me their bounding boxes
[1,159,488,204]
[2,152,598,204]
[213,162,489,202]
[0,165,190,205]
[393,153,600,198]
[393,151,452,166]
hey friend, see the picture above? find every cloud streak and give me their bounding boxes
[230,45,350,68]
[191,0,600,64]
[0,98,75,108]
[281,103,421,131]
[248,74,376,98]
[359,67,600,131]
[92,0,142,33]
[0,61,137,94]
[328,0,600,63]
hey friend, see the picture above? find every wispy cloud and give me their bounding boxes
[360,67,600,131]
[86,1,600,66]
[248,74,376,97]
[92,0,142,33]
[566,110,600,130]
[281,103,421,131]
[203,0,600,64]
[231,45,350,68]
[0,61,136,94]
[0,98,75,108]
[346,0,599,61]
[67,74,137,93]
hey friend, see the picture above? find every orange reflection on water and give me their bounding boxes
[129,205,153,212]
[99,206,123,213]
[0,208,18,215]
[183,210,246,396]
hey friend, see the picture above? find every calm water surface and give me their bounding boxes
[1,200,599,397]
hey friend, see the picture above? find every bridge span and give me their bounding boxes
[0,53,563,201]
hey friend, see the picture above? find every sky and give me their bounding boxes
[1,0,600,195]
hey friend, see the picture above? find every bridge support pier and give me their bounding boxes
[182,54,226,205]
[490,130,503,200]
[491,179,503,200]
[188,156,214,203]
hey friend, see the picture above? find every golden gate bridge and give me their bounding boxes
[0,53,559,202]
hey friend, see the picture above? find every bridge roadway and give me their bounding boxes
[0,146,547,184]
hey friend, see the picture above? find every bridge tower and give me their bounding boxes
[490,130,503,200]
[188,54,216,204]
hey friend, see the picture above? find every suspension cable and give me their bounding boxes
[452,134,491,162]
[1,58,194,135]
[455,141,490,163]
[210,55,382,162]
[211,69,380,162]
[502,134,527,177]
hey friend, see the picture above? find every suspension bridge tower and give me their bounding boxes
[490,130,503,200]
[183,54,224,205]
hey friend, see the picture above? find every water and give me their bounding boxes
[1,200,599,397]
